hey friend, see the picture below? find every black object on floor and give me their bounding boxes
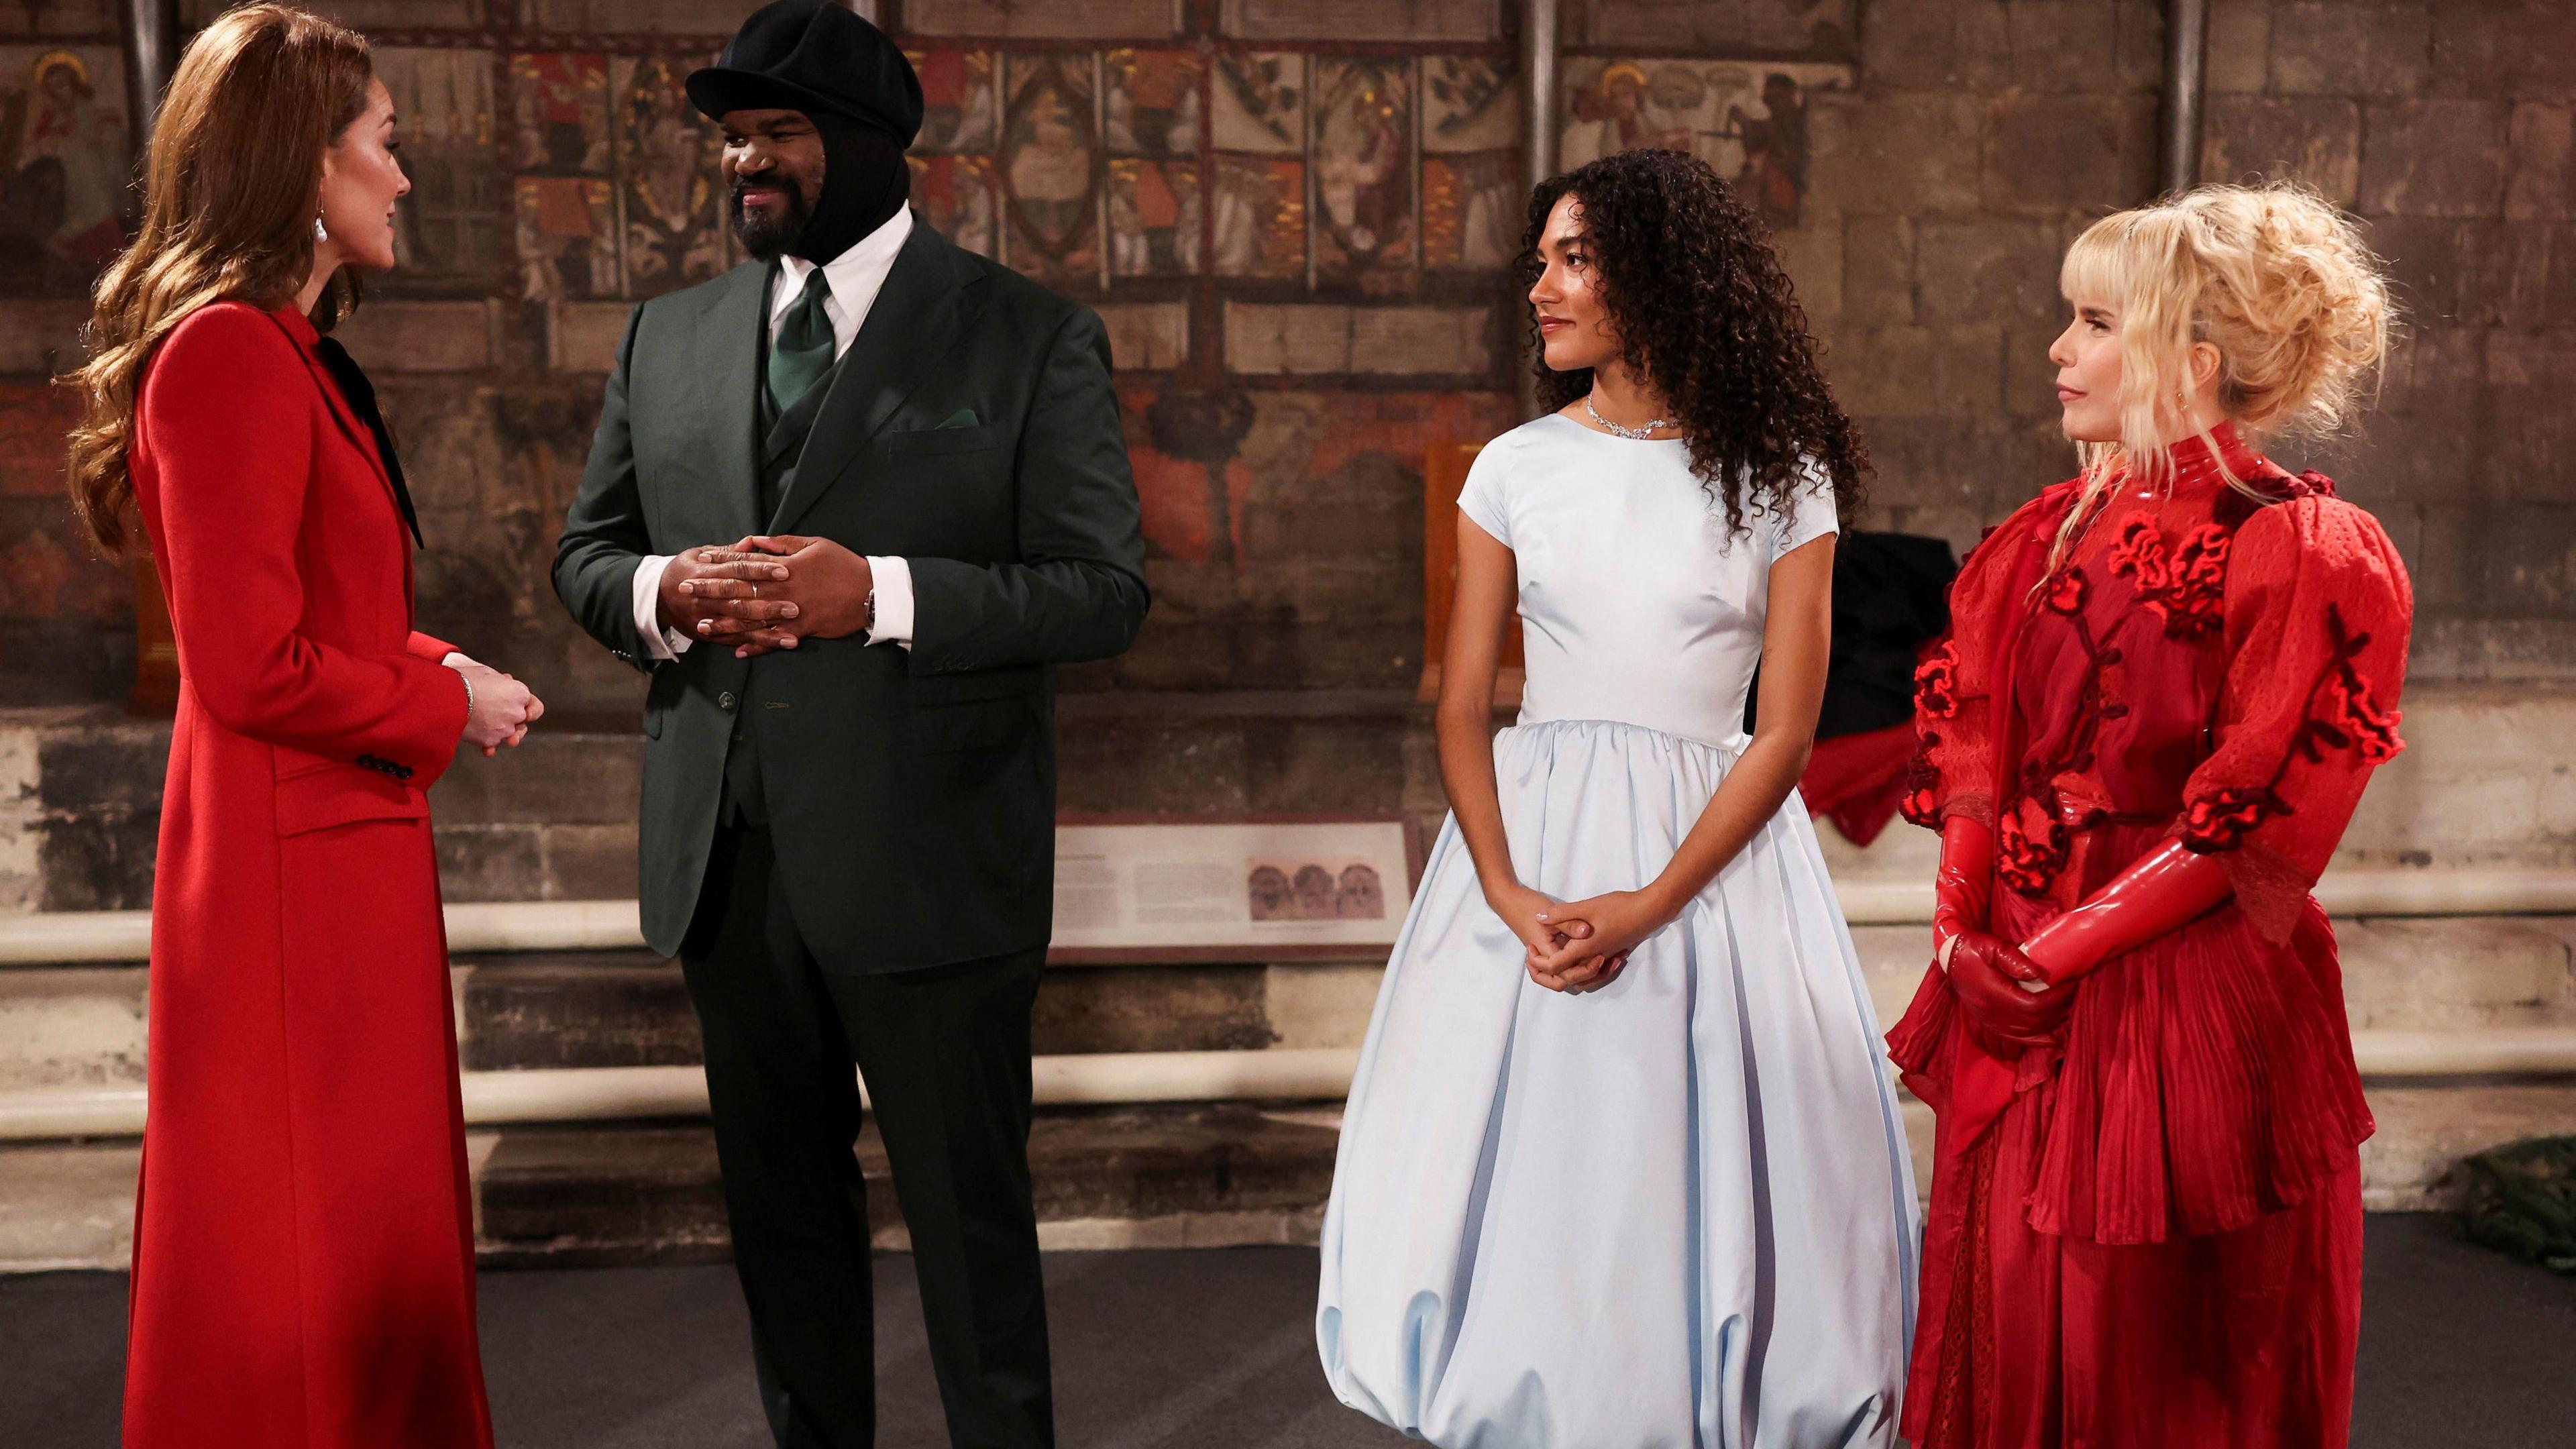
[3,1216,2570,1448]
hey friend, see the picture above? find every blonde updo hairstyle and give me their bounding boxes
[2047,182,2395,571]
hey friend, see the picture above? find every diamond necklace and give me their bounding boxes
[1585,392,1673,439]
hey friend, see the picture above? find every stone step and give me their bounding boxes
[10,1085,2570,1274]
[0,1102,1346,1273]
[5,916,2567,1090]
[7,682,2575,912]
[0,951,1389,1091]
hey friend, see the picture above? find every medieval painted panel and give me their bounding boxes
[999,53,1102,286]
[376,48,506,296]
[612,52,727,299]
[1108,158,1198,277]
[910,153,1002,259]
[1104,48,1200,158]
[1311,57,1414,278]
[1211,50,1303,157]
[1560,58,1851,232]
[910,49,1000,156]
[508,52,611,176]
[515,175,619,303]
[0,46,128,294]
[1210,156,1303,279]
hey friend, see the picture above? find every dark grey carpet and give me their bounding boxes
[2,1216,2568,1447]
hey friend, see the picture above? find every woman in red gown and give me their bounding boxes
[1888,182,2408,1448]
[62,9,540,1446]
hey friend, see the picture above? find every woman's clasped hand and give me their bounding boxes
[449,655,543,755]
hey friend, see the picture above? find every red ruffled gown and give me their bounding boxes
[1886,427,2412,1448]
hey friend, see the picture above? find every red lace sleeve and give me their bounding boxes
[2175,496,2412,938]
[1901,493,2059,831]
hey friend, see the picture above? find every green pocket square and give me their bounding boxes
[934,407,980,429]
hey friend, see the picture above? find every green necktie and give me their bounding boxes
[766,268,835,416]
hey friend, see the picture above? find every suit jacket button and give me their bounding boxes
[718,690,738,711]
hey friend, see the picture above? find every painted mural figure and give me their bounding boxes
[1890,183,2406,1449]
[1319,150,1916,1449]
[1316,64,1408,260]
[1005,74,1094,256]
[620,54,724,293]
[0,49,129,281]
[1725,71,1809,231]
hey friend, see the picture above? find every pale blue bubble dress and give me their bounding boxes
[1316,415,1919,1449]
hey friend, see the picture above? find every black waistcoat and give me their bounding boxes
[722,348,845,826]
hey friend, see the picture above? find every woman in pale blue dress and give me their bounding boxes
[1318,150,1918,1448]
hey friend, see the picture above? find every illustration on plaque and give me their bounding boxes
[1312,58,1412,274]
[508,52,609,174]
[1248,860,1386,922]
[1108,158,1197,276]
[1000,55,1099,280]
[615,54,725,297]
[374,48,506,290]
[0,48,130,290]
[514,175,617,303]
[910,50,998,154]
[1561,58,1849,231]
[1104,49,1199,158]
[1211,52,1303,156]
[1210,156,1301,278]
[910,153,999,258]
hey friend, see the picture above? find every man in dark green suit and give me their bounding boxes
[551,6,1145,1445]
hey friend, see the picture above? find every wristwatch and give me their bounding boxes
[864,586,876,635]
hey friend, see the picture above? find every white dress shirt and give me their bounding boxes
[631,205,919,660]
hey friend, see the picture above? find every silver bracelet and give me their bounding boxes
[460,672,474,716]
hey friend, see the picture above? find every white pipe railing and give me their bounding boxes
[5,867,2573,965]
[1,1032,2570,1144]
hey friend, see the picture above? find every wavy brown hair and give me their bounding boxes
[1520,148,1867,535]
[64,4,373,555]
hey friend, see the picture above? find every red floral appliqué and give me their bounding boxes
[2043,567,2090,616]
[2106,515,2169,592]
[1899,741,1943,828]
[2108,513,2231,640]
[1996,796,2070,896]
[2184,605,2404,853]
[2182,786,2286,853]
[1914,642,1961,720]
[2298,606,2406,766]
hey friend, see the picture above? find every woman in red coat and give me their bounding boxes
[63,9,541,1446]
[1888,182,2406,1448]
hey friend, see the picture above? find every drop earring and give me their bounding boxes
[313,211,327,242]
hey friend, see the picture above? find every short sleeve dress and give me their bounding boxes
[1886,424,2411,1449]
[1318,414,1920,1448]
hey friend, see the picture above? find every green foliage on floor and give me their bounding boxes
[2459,1136,2576,1275]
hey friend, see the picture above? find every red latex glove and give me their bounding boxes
[1948,931,2077,1053]
[2021,840,2233,985]
[1931,815,1995,969]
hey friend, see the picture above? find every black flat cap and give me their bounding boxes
[686,0,923,145]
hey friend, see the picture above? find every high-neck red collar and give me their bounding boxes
[2149,423,2269,494]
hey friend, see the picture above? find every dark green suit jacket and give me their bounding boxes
[553,220,1148,971]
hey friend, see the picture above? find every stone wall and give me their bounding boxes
[0,0,2569,723]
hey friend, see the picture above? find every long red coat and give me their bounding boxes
[1887,427,2410,1448]
[123,301,492,1449]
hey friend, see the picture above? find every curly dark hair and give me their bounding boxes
[1519,148,1868,534]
